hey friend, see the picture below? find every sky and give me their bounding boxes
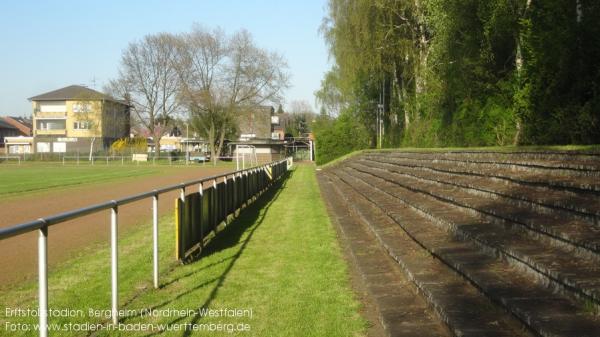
[0,0,331,117]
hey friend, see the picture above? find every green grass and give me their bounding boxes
[0,162,235,199]
[0,164,366,337]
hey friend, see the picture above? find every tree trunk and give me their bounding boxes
[208,123,216,166]
[393,60,410,130]
[155,139,161,159]
[88,137,96,161]
[214,123,227,167]
[513,0,532,146]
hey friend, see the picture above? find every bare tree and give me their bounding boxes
[175,27,290,165]
[108,33,181,158]
[289,99,315,115]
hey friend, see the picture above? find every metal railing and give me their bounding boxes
[0,155,21,164]
[0,158,291,337]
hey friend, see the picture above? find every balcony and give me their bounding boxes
[35,119,67,136]
[35,111,67,118]
[36,129,66,136]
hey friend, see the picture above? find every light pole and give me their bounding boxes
[185,123,189,165]
[377,103,383,149]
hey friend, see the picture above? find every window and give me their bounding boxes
[52,142,66,153]
[36,142,50,153]
[74,121,91,130]
[73,103,91,113]
[37,120,66,130]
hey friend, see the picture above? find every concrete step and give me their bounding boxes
[375,151,600,175]
[318,173,451,337]
[321,171,532,337]
[365,154,600,194]
[329,167,600,337]
[345,163,600,307]
[374,149,600,162]
[353,160,600,255]
[362,156,600,221]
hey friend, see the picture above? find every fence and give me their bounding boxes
[0,155,22,164]
[175,159,288,261]
[0,157,292,337]
[4,154,239,166]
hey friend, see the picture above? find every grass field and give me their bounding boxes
[0,162,235,199]
[0,164,365,336]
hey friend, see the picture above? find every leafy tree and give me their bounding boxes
[316,0,600,157]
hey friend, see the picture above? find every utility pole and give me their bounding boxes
[185,123,189,165]
[377,104,383,149]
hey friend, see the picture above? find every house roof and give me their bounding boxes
[0,119,17,130]
[28,85,127,105]
[2,116,32,136]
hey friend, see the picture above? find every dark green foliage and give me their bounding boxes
[317,0,600,158]
[313,112,371,165]
[519,0,600,144]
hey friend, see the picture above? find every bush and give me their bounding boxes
[110,137,147,155]
[313,112,371,165]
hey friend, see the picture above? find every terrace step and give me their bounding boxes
[328,167,600,336]
[317,174,451,337]
[364,153,600,194]
[320,172,532,337]
[363,156,600,221]
[344,162,600,307]
[318,150,600,337]
[375,151,600,173]
[349,160,600,255]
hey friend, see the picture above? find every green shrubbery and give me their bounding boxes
[313,112,371,165]
[316,0,600,155]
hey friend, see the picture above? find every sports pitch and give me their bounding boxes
[0,161,235,199]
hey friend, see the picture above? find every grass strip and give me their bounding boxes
[0,164,365,337]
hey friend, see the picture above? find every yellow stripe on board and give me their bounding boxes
[266,167,272,180]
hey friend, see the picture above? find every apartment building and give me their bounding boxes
[231,105,285,163]
[29,85,130,153]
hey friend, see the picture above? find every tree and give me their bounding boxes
[71,97,101,161]
[108,33,181,158]
[318,0,600,150]
[285,99,316,136]
[276,104,285,114]
[175,27,289,165]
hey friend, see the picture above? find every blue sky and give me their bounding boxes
[0,0,331,116]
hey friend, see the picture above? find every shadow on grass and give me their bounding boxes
[135,170,293,337]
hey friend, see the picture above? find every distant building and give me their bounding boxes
[29,85,130,153]
[3,116,32,136]
[230,106,285,163]
[1,116,32,154]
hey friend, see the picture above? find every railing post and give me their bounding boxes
[198,183,204,247]
[38,223,48,337]
[152,194,159,289]
[110,204,118,325]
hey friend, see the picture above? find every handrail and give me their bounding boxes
[0,159,286,241]
[0,157,291,337]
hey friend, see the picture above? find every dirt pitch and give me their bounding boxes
[0,166,230,287]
